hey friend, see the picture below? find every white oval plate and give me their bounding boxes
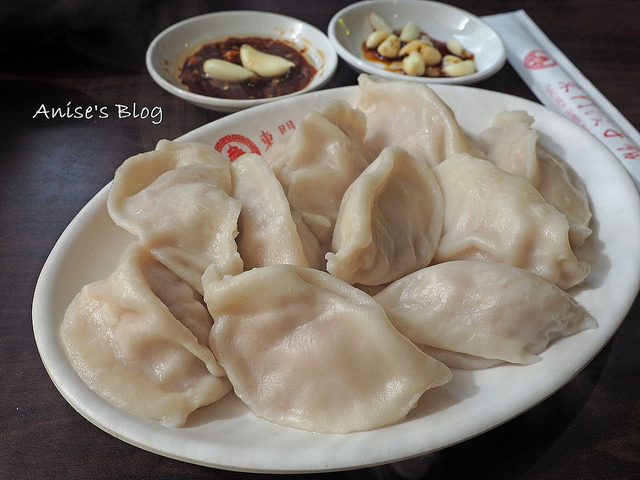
[146,11,338,112]
[33,84,640,473]
[329,0,506,85]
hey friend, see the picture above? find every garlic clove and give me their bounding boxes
[402,51,426,76]
[398,39,425,57]
[377,33,401,58]
[446,38,464,56]
[203,58,254,82]
[420,34,434,46]
[366,30,392,49]
[442,57,476,77]
[368,12,393,31]
[421,45,443,66]
[398,40,442,66]
[442,55,461,68]
[240,44,295,77]
[399,21,420,42]
[446,38,472,59]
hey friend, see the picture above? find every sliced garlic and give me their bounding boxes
[399,21,420,42]
[368,12,393,31]
[203,58,254,82]
[239,44,295,77]
[377,33,401,58]
[365,30,392,49]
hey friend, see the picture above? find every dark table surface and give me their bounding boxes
[2,1,639,479]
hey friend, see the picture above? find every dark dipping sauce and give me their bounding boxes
[179,36,317,100]
[362,35,474,78]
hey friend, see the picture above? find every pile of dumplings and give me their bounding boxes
[60,74,597,433]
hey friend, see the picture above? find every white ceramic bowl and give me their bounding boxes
[328,0,506,85]
[146,11,338,112]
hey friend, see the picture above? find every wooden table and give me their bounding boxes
[2,1,639,478]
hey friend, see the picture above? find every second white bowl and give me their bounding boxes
[146,11,338,112]
[328,0,506,85]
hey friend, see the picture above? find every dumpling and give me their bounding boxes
[265,100,372,257]
[536,146,592,248]
[107,139,243,294]
[230,153,309,269]
[477,110,592,247]
[61,243,231,427]
[417,345,505,370]
[327,146,443,286]
[433,153,590,290]
[203,264,452,433]
[374,260,597,365]
[290,209,326,270]
[354,74,481,167]
[320,99,370,157]
[477,111,539,178]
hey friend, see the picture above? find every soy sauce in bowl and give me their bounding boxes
[178,36,317,100]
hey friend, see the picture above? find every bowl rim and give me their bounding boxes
[327,0,506,85]
[145,10,338,111]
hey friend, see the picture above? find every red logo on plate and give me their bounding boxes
[215,134,260,161]
[524,50,557,70]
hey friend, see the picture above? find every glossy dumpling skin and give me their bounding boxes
[327,146,443,286]
[374,260,597,365]
[107,139,243,294]
[477,110,592,248]
[265,100,372,257]
[203,264,452,433]
[354,74,481,167]
[433,153,590,290]
[230,153,309,269]
[60,243,231,427]
[417,344,505,370]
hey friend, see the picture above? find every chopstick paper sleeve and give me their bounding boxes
[483,10,640,191]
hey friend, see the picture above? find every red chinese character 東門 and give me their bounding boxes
[260,130,274,150]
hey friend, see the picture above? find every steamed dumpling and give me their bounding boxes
[354,74,481,167]
[107,139,243,294]
[290,208,326,270]
[374,260,597,365]
[536,147,592,248]
[417,345,505,370]
[230,153,309,269]
[265,100,372,257]
[477,110,592,247]
[433,153,590,289]
[61,243,231,427]
[327,146,443,286]
[203,264,452,433]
